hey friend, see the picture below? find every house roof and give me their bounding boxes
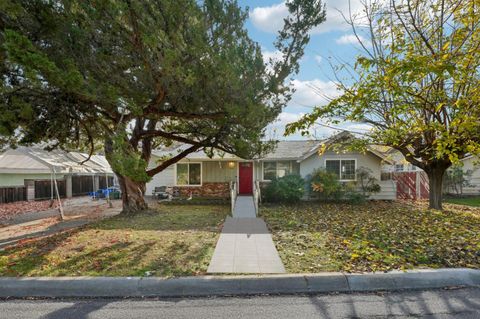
[262,140,324,160]
[151,140,325,161]
[151,132,391,163]
[0,147,113,174]
[152,145,239,160]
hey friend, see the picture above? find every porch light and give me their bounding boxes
[227,161,235,169]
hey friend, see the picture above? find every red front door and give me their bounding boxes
[239,162,253,194]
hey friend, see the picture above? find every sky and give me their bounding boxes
[237,0,370,140]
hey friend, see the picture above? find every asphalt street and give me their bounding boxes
[1,287,479,319]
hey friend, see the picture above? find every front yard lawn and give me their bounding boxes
[444,196,480,207]
[0,204,228,277]
[261,201,480,273]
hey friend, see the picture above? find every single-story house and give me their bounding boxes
[0,147,115,202]
[146,135,397,200]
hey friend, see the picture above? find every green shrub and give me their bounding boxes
[356,167,381,196]
[262,174,305,203]
[308,167,381,204]
[443,165,474,195]
[308,169,344,201]
[344,187,367,204]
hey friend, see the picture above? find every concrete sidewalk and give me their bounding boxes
[208,196,285,273]
[207,217,285,273]
[0,268,478,298]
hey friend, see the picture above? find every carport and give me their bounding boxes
[0,147,115,203]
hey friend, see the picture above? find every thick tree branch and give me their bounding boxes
[146,144,201,177]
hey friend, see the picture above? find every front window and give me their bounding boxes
[263,161,293,180]
[176,163,201,185]
[395,164,404,172]
[325,159,356,181]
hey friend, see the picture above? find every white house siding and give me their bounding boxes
[145,159,239,195]
[300,151,382,180]
[201,161,237,183]
[255,160,300,181]
[299,151,396,200]
[146,156,175,195]
[461,156,480,194]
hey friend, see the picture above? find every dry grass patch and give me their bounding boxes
[0,204,228,277]
[260,201,480,273]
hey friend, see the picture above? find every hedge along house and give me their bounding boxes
[146,133,397,201]
[0,147,115,203]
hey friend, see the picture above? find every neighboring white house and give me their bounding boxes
[380,148,480,196]
[381,148,421,173]
[0,147,115,201]
[146,133,397,200]
[460,154,480,194]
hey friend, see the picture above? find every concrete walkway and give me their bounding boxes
[208,196,285,274]
[232,196,256,218]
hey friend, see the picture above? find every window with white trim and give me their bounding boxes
[176,163,201,185]
[325,159,356,181]
[394,164,404,172]
[263,161,293,180]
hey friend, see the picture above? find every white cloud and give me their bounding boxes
[266,112,373,140]
[250,3,287,35]
[289,79,340,110]
[265,78,342,140]
[262,49,283,64]
[250,0,366,34]
[335,34,369,45]
[314,55,323,64]
[266,112,337,140]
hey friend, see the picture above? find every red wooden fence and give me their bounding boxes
[393,171,429,200]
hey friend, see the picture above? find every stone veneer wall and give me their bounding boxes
[173,182,230,198]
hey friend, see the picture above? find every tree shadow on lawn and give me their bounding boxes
[47,241,153,276]
[145,238,215,277]
[92,204,229,232]
[0,227,84,276]
[1,227,218,277]
[0,204,228,276]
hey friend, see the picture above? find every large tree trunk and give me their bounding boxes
[116,174,148,214]
[104,136,149,215]
[425,164,449,210]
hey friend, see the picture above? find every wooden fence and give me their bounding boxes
[34,180,66,200]
[72,176,94,196]
[393,171,429,200]
[0,186,27,204]
[99,176,115,189]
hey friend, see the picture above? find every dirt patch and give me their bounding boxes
[0,200,63,220]
[0,200,123,249]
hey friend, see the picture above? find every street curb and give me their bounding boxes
[0,268,478,298]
